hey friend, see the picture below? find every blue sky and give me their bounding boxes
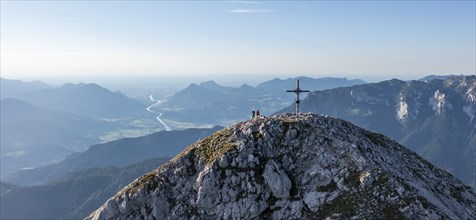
[1,0,475,82]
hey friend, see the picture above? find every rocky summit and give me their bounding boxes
[86,113,476,219]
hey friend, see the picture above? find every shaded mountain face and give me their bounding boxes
[160,77,365,125]
[87,113,475,219]
[2,78,147,119]
[4,126,223,186]
[1,80,157,178]
[0,157,170,220]
[0,98,108,135]
[16,82,147,119]
[0,99,110,178]
[280,76,476,186]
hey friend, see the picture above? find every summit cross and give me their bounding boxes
[286,79,310,115]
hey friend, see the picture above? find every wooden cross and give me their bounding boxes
[286,79,310,115]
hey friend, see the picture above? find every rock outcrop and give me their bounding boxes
[86,113,476,219]
[280,75,476,185]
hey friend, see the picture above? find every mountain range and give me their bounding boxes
[0,126,223,219]
[1,78,147,119]
[87,113,476,219]
[280,75,476,186]
[0,79,160,178]
[4,126,222,186]
[0,157,170,220]
[0,78,53,99]
[0,98,110,178]
[18,82,147,119]
[419,74,464,81]
[159,76,365,125]
[2,75,475,219]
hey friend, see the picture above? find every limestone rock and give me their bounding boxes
[86,113,476,220]
[262,160,292,199]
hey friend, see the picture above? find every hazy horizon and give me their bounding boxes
[1,73,467,91]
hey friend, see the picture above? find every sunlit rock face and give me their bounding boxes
[86,113,476,220]
[281,75,476,185]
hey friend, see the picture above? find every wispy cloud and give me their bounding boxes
[227,9,270,13]
[230,1,261,4]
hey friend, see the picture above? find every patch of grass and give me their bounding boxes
[100,129,156,142]
[119,172,158,196]
[449,185,468,204]
[344,170,361,188]
[282,120,296,134]
[381,203,404,220]
[318,192,355,219]
[364,131,388,147]
[317,172,405,219]
[417,195,434,209]
[162,119,215,130]
[195,129,237,164]
[259,196,278,218]
[303,122,312,129]
[99,118,165,142]
[252,131,262,141]
[317,180,338,192]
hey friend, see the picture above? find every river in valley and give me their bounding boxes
[146,95,171,131]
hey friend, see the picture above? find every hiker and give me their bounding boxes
[256,109,260,117]
[252,110,256,118]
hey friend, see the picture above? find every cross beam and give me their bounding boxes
[286,79,310,115]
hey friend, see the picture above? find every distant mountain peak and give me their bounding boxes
[198,80,230,92]
[294,76,313,80]
[87,113,476,219]
[238,83,253,89]
[61,82,105,91]
[419,74,467,82]
[199,80,219,87]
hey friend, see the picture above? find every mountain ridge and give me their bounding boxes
[0,98,109,177]
[4,126,223,186]
[0,157,170,220]
[21,82,147,119]
[279,75,476,185]
[0,78,53,99]
[160,76,366,125]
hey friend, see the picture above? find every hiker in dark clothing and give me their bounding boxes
[252,110,256,118]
